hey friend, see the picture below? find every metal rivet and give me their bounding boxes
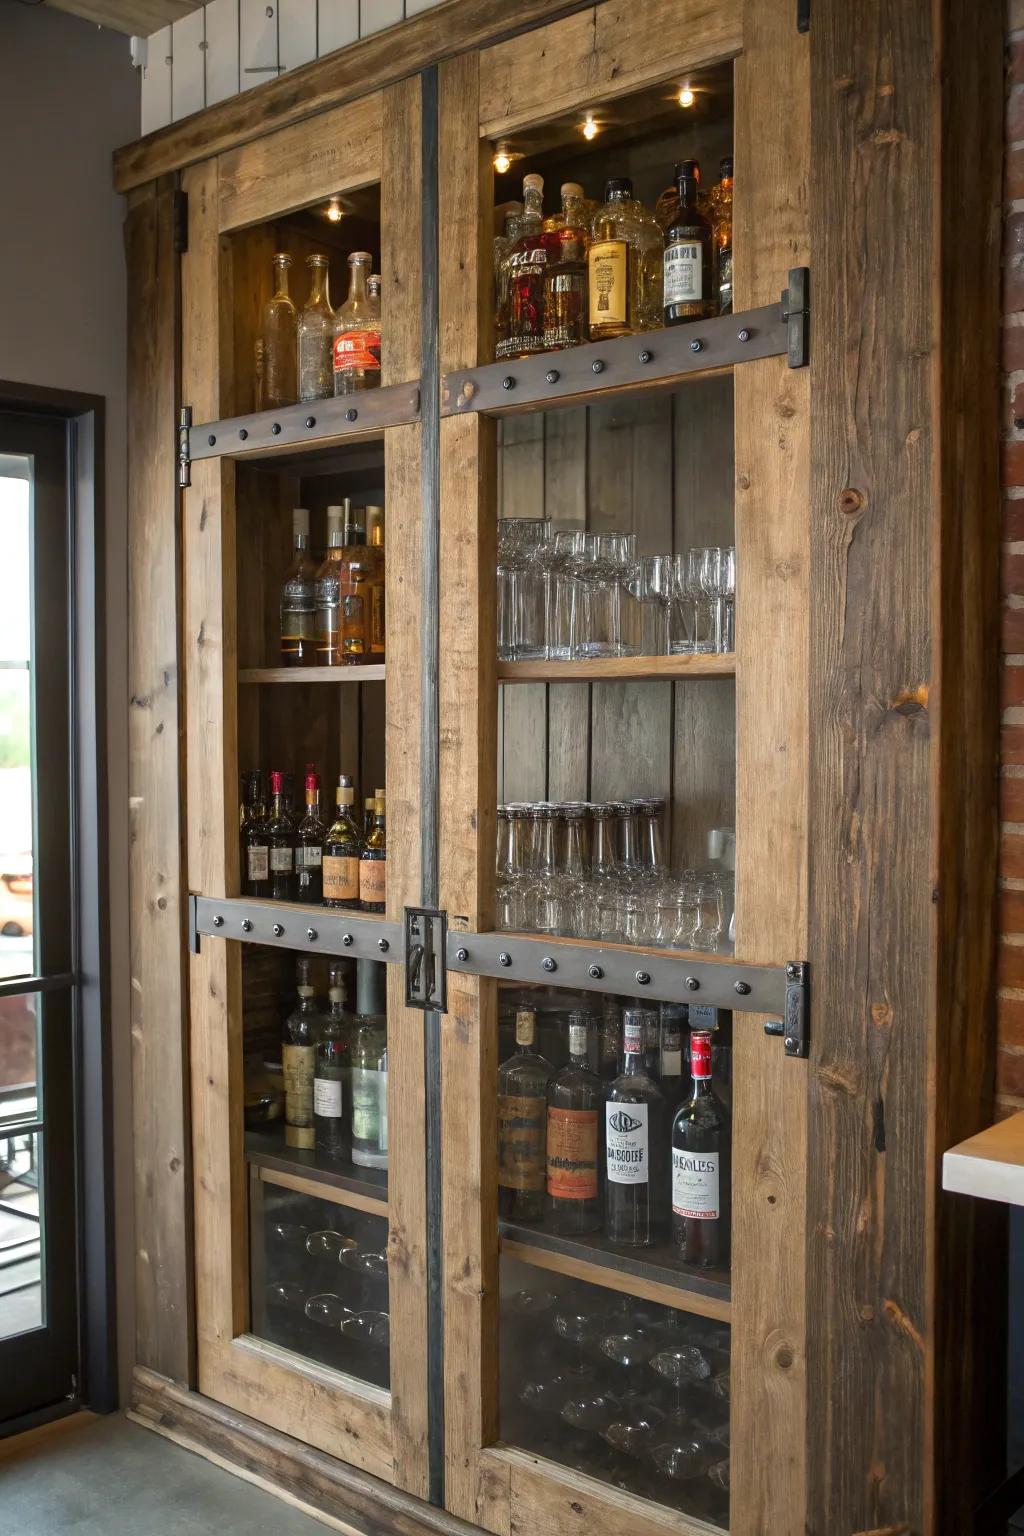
[343,933,353,947]
[271,422,282,434]
[239,428,248,440]
[212,914,223,927]
[456,947,469,962]
[208,434,216,446]
[305,416,316,429]
[307,927,318,942]
[241,919,253,933]
[786,962,799,979]
[545,369,560,384]
[689,339,703,353]
[635,970,651,986]
[589,964,603,980]
[345,408,358,422]
[502,376,516,391]
[498,951,512,967]
[734,980,751,996]
[737,328,751,343]
[785,1036,796,1051]
[378,938,389,953]
[273,923,284,937]
[542,956,557,973]
[685,976,700,991]
[592,359,605,374]
[638,349,653,364]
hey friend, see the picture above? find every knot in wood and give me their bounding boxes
[838,487,864,515]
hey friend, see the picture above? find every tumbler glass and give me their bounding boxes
[576,532,632,658]
[720,545,736,653]
[690,547,717,654]
[549,529,585,660]
[636,555,672,656]
[699,546,724,655]
[669,552,696,654]
[513,520,554,661]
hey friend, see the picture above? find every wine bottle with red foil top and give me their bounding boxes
[604,1007,667,1247]
[671,1029,731,1268]
[266,769,296,902]
[295,766,326,904]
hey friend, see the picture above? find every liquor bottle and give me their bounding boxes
[283,956,321,1149]
[297,252,334,402]
[244,772,270,898]
[360,795,387,912]
[605,1007,667,1247]
[588,178,662,340]
[663,160,715,326]
[261,252,297,409]
[499,173,559,360]
[322,774,363,910]
[493,203,524,357]
[266,770,295,901]
[239,769,261,882]
[314,961,351,1160]
[351,960,388,1169]
[658,1002,687,1105]
[367,274,383,368]
[295,768,326,903]
[332,252,381,394]
[253,338,265,413]
[498,1008,553,1222]
[338,502,369,664]
[710,156,733,315]
[364,793,380,841]
[543,231,588,351]
[546,1012,603,1235]
[280,507,317,666]
[314,504,345,665]
[671,1030,730,1267]
[543,181,589,249]
[364,506,386,661]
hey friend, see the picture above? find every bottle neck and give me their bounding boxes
[567,1020,589,1062]
[326,526,343,550]
[535,815,557,877]
[592,816,617,877]
[271,791,284,817]
[347,264,369,305]
[305,790,320,813]
[563,818,588,878]
[690,1033,713,1096]
[675,176,699,215]
[294,531,309,553]
[617,810,640,870]
[307,264,329,305]
[641,812,663,871]
[273,265,291,299]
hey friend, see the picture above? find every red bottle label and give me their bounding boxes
[333,330,381,374]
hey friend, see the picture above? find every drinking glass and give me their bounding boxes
[513,519,553,661]
[576,533,633,658]
[304,1292,352,1329]
[690,547,717,654]
[496,517,549,661]
[719,545,736,653]
[692,877,726,953]
[669,553,695,655]
[548,529,585,660]
[699,546,724,654]
[636,555,672,656]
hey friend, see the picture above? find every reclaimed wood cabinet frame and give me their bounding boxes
[122,0,1005,1532]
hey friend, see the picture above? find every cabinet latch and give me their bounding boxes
[764,961,809,1057]
[782,267,809,368]
[178,405,192,489]
[405,907,448,1013]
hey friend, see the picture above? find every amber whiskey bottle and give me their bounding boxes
[364,506,386,661]
[338,502,368,665]
[543,231,588,350]
[663,159,715,325]
[322,774,363,910]
[498,1008,553,1222]
[359,795,387,912]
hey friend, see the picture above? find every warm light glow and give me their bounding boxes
[678,85,695,108]
[325,197,343,222]
[493,146,512,175]
[582,115,599,141]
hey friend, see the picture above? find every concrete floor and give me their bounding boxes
[0,1412,330,1534]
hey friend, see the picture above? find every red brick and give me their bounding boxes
[1009,85,1024,143]
[1003,439,1024,489]
[1003,324,1024,372]
[1002,774,1024,820]
[1003,550,1024,598]
[1004,499,1024,540]
[1004,661,1024,706]
[1007,212,1024,312]
[1005,726,1024,766]
[1000,886,1024,932]
[1012,0,1024,34]
[999,996,1024,1049]
[1002,832,1024,877]
[998,941,1024,987]
[1003,605,1024,652]
[1009,378,1024,434]
[997,1045,1024,1098]
[1012,39,1024,88]
[1010,144,1024,202]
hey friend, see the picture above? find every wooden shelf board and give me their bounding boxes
[942,1112,1024,1206]
[499,1220,731,1323]
[497,654,735,683]
[239,665,386,684]
[246,1128,388,1212]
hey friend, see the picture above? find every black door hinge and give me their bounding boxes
[764,961,809,1057]
[782,267,809,368]
[172,188,188,254]
[178,405,192,489]
[797,0,810,31]
[406,907,448,1013]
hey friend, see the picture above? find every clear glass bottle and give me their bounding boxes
[671,1030,730,1268]
[663,159,715,326]
[546,1012,603,1236]
[543,181,589,250]
[709,156,733,315]
[588,179,662,339]
[295,767,326,904]
[351,960,388,1169]
[297,252,334,402]
[498,1007,553,1222]
[241,770,267,898]
[494,204,524,358]
[283,956,322,1149]
[367,273,383,370]
[280,506,317,666]
[338,502,369,664]
[604,1007,668,1247]
[499,174,559,360]
[322,773,363,910]
[266,769,295,901]
[314,504,345,665]
[543,231,589,350]
[360,794,386,913]
[364,506,386,661]
[262,252,298,409]
[314,961,351,1161]
[332,252,381,394]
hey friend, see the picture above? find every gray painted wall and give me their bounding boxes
[0,3,139,1404]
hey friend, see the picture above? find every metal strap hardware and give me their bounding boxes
[178,405,192,488]
[763,961,810,1057]
[189,893,402,962]
[405,907,448,1013]
[782,267,810,368]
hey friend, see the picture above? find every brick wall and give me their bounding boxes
[1001,1,1024,1114]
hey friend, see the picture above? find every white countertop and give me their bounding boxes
[943,1112,1024,1206]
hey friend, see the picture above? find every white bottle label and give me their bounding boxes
[314,1077,343,1119]
[569,1023,588,1056]
[664,241,703,304]
[606,1102,649,1185]
[661,1048,683,1078]
[247,845,269,881]
[296,846,322,869]
[270,846,293,873]
[672,1147,719,1219]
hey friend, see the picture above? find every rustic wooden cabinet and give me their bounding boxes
[121,2,1004,1534]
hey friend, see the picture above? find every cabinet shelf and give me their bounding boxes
[499,1220,730,1323]
[247,1127,388,1213]
[442,302,789,417]
[498,655,735,684]
[182,380,420,471]
[239,666,386,685]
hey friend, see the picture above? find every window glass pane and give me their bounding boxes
[0,1128,42,1340]
[0,992,38,1126]
[0,465,34,981]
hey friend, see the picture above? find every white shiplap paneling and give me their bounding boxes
[355,0,402,37]
[279,0,317,69]
[403,0,443,14]
[171,8,206,119]
[317,0,358,52]
[141,24,172,134]
[240,0,279,91]
[205,0,240,105]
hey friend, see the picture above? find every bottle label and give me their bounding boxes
[661,1047,683,1078]
[270,846,293,874]
[296,846,323,869]
[352,1068,381,1143]
[672,1147,719,1219]
[622,1017,644,1056]
[283,1044,315,1128]
[314,1077,343,1119]
[606,1102,649,1185]
[360,858,386,904]
[498,1093,546,1191]
[690,1004,719,1030]
[691,1033,713,1080]
[568,1022,588,1057]
[371,585,385,650]
[333,329,381,375]
[547,1106,599,1200]
[247,844,269,882]
[515,1014,535,1047]
[588,240,628,326]
[664,241,703,304]
[323,854,360,902]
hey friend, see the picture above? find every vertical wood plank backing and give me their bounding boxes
[498,416,546,803]
[671,678,735,872]
[125,175,193,1387]
[382,71,429,1501]
[181,157,249,1372]
[730,2,809,1533]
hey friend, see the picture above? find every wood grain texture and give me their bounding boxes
[499,1239,731,1323]
[48,0,191,35]
[489,1447,716,1536]
[255,1164,387,1216]
[477,0,743,139]
[216,93,383,232]
[729,2,809,1533]
[125,174,193,1387]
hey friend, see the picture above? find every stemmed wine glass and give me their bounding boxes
[719,545,736,653]
[575,533,635,658]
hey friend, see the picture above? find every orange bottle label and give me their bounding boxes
[322,854,359,902]
[546,1106,599,1200]
[333,330,381,374]
[359,858,386,904]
